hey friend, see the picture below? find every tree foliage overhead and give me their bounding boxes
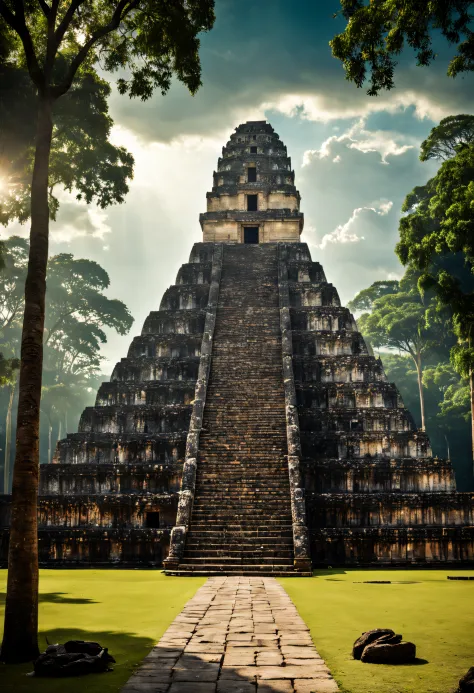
[419,115,474,162]
[0,65,134,224]
[0,1,215,98]
[330,1,474,95]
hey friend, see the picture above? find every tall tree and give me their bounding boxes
[330,1,474,95]
[350,275,452,430]
[0,1,215,662]
[396,134,474,465]
[381,353,472,489]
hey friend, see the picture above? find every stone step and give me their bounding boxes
[186,534,293,544]
[189,522,293,531]
[168,564,305,575]
[182,554,294,564]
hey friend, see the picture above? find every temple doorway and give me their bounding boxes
[244,227,259,244]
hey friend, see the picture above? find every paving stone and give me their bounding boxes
[227,634,254,642]
[217,683,256,693]
[294,680,339,693]
[169,684,216,693]
[185,644,225,653]
[220,666,257,681]
[257,682,293,693]
[256,652,283,666]
[173,668,219,682]
[223,651,256,666]
[176,653,223,665]
[174,660,220,672]
[254,666,332,680]
[122,685,169,693]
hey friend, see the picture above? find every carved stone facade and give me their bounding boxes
[0,120,473,569]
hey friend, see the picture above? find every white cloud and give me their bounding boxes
[309,199,393,250]
[303,118,416,167]
[376,200,394,215]
[316,207,366,249]
[260,84,465,130]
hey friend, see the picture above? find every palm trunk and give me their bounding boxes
[414,351,426,431]
[1,96,53,664]
[3,384,15,494]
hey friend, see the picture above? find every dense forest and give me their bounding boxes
[350,115,474,491]
[0,237,132,492]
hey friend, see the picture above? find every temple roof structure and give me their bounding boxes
[200,121,304,243]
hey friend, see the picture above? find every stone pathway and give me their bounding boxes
[122,576,339,693]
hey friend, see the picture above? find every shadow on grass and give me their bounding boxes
[364,658,429,667]
[0,593,98,605]
[0,628,156,693]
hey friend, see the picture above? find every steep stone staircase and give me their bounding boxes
[171,244,309,576]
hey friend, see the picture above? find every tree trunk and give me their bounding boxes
[414,351,426,431]
[470,366,474,473]
[3,384,15,494]
[1,96,53,664]
[48,421,52,465]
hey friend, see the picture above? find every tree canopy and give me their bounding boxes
[419,115,474,162]
[0,237,133,378]
[330,1,474,95]
[347,279,399,313]
[0,65,134,224]
[352,273,453,430]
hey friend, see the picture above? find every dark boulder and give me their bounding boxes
[33,641,114,677]
[64,640,115,661]
[374,633,403,647]
[361,640,416,664]
[458,666,474,692]
[352,629,394,660]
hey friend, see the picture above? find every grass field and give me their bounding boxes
[1,568,472,693]
[280,569,474,693]
[0,569,205,693]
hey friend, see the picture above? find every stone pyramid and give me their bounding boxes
[20,120,473,572]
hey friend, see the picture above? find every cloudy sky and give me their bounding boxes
[5,0,474,371]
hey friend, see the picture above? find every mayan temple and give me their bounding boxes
[5,120,473,573]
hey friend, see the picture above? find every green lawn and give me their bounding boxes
[0,569,205,693]
[280,569,474,693]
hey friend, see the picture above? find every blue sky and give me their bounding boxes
[5,0,474,370]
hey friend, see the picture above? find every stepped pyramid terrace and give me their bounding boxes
[1,120,473,573]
